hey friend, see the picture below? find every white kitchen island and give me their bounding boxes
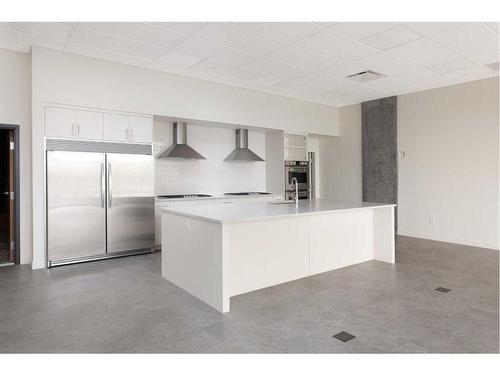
[161,200,396,313]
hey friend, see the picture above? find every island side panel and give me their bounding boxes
[161,212,229,313]
[226,216,309,297]
[372,206,395,263]
[308,209,374,275]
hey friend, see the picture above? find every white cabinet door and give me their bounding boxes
[75,110,103,140]
[45,107,76,138]
[103,113,129,142]
[129,116,153,143]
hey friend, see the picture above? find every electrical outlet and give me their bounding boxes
[429,217,436,224]
[398,151,406,159]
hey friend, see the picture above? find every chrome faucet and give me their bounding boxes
[291,177,299,206]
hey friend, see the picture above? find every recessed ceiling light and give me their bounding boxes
[346,70,385,83]
[485,62,499,72]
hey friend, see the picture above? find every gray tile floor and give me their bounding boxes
[0,236,498,353]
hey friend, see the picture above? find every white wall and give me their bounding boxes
[31,47,339,268]
[0,48,32,264]
[319,104,363,202]
[398,78,499,250]
[154,120,266,195]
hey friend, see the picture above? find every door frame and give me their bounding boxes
[0,124,20,264]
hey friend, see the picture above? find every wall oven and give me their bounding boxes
[285,160,310,200]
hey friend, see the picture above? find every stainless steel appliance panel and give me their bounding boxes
[285,160,309,191]
[106,153,154,253]
[47,151,106,261]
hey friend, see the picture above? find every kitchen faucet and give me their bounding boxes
[291,177,299,206]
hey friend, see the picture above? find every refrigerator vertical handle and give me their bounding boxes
[108,162,112,207]
[100,162,105,208]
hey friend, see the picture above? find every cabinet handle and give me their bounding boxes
[130,129,134,141]
[72,123,75,136]
[77,124,80,136]
[125,128,129,140]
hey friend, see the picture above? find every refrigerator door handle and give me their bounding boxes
[100,162,105,208]
[108,162,112,207]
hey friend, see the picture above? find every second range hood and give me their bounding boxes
[157,122,206,160]
[225,129,264,162]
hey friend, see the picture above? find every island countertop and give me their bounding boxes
[160,199,396,224]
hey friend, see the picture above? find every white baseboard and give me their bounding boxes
[397,231,499,251]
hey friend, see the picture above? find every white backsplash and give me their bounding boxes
[154,120,266,195]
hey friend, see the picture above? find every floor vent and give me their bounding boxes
[333,331,356,342]
[435,287,451,293]
[346,70,385,82]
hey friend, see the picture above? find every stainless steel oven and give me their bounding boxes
[285,160,309,191]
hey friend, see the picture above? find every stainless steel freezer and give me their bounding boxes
[47,151,107,261]
[106,153,154,253]
[46,144,154,267]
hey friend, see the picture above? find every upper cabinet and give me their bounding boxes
[284,133,307,161]
[103,113,129,142]
[45,106,152,144]
[129,116,153,143]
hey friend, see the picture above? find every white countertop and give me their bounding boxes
[160,199,396,223]
[155,193,282,202]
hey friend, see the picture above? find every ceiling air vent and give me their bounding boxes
[346,70,385,83]
[486,62,499,72]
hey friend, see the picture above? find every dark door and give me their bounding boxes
[0,129,14,264]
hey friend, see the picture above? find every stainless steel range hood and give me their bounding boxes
[225,129,264,161]
[157,122,206,159]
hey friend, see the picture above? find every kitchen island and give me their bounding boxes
[161,200,396,313]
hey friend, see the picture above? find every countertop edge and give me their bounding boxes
[160,203,396,224]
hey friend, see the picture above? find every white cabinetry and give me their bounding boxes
[284,133,307,161]
[103,113,129,142]
[45,107,103,140]
[45,106,152,144]
[129,116,153,143]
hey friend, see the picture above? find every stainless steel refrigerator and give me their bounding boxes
[46,149,154,267]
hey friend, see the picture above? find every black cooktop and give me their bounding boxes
[157,194,212,199]
[224,192,271,196]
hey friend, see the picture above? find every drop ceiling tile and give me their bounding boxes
[235,22,323,43]
[251,74,289,86]
[297,29,379,61]
[432,23,500,65]
[190,59,233,75]
[364,76,412,93]
[244,58,312,79]
[351,53,414,76]
[266,44,339,71]
[318,89,351,99]
[441,65,498,84]
[69,27,167,60]
[192,22,255,47]
[228,34,287,57]
[174,37,230,59]
[327,22,395,40]
[128,24,187,49]
[12,22,73,41]
[485,22,499,33]
[221,67,265,81]
[0,28,31,52]
[401,22,468,36]
[427,57,476,74]
[151,51,205,70]
[64,42,151,68]
[148,22,205,35]
[324,62,365,78]
[12,31,65,51]
[361,26,421,50]
[393,68,443,86]
[79,22,137,38]
[386,38,460,68]
[0,23,12,31]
